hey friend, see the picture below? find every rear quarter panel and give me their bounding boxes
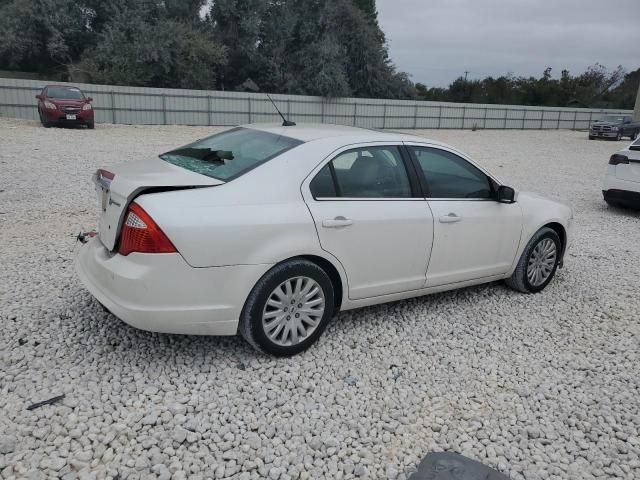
[135,140,343,269]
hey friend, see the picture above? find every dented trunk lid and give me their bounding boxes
[94,158,223,251]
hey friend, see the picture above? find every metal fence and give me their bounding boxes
[0,77,632,130]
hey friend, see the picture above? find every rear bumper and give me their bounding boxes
[74,237,271,335]
[603,189,640,208]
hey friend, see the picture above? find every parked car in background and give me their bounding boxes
[589,115,639,141]
[36,85,94,129]
[75,123,573,356]
[603,137,640,209]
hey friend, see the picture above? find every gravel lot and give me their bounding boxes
[1,118,639,480]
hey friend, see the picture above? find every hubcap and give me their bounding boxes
[262,276,325,347]
[526,238,557,287]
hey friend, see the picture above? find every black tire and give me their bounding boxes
[87,122,95,129]
[588,135,595,140]
[39,110,51,128]
[615,131,622,141]
[505,227,561,293]
[239,259,335,356]
[631,130,638,141]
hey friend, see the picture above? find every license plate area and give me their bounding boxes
[66,114,77,120]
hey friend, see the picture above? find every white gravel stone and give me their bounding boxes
[1,119,640,480]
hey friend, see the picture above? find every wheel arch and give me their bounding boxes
[298,254,344,313]
[542,221,567,263]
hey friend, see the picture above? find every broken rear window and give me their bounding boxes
[159,127,302,181]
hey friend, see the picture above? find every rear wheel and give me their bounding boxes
[506,227,561,293]
[239,259,335,356]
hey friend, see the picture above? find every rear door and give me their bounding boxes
[302,144,434,300]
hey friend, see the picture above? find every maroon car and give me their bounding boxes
[36,85,95,129]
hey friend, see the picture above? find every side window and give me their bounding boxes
[411,147,492,199]
[310,146,411,199]
[310,164,337,198]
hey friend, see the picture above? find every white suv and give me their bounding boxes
[603,137,640,208]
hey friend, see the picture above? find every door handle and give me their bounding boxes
[439,213,461,223]
[322,216,354,228]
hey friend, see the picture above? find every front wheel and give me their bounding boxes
[615,131,622,141]
[631,130,638,141]
[506,227,561,293]
[239,259,335,356]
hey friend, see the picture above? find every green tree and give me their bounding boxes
[79,14,226,89]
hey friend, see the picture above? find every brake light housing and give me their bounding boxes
[118,202,176,256]
[609,154,629,165]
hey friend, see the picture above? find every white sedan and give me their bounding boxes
[603,136,640,209]
[75,124,573,356]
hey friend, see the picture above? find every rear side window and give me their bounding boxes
[411,146,492,199]
[310,146,412,198]
[160,128,302,181]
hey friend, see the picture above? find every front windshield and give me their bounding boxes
[160,127,303,181]
[47,87,84,100]
[600,116,624,123]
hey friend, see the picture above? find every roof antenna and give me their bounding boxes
[266,94,296,126]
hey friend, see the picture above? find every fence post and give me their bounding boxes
[540,110,544,130]
[557,111,561,129]
[413,104,418,129]
[286,99,291,121]
[503,109,507,129]
[521,109,525,129]
[483,107,487,129]
[588,111,593,127]
[248,97,252,123]
[162,94,167,125]
[110,91,116,124]
[207,96,212,126]
[437,105,442,129]
[353,103,357,126]
[461,106,466,129]
[572,110,577,130]
[382,104,387,129]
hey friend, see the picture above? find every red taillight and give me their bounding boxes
[609,154,629,165]
[118,202,176,256]
[97,168,115,180]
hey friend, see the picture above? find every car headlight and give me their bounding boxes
[82,103,92,111]
[611,126,618,131]
[44,101,57,110]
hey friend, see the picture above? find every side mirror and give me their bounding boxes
[87,97,93,102]
[497,185,516,203]
[35,95,43,100]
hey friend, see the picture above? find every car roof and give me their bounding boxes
[244,122,447,146]
[44,85,82,90]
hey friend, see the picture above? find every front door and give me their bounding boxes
[406,144,523,287]
[303,144,434,300]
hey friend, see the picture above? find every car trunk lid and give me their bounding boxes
[615,143,640,184]
[94,158,223,251]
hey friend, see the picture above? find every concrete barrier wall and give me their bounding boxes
[0,77,632,129]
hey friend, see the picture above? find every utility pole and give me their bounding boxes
[634,79,640,122]
[464,71,469,82]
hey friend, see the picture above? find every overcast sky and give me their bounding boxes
[377,0,640,87]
